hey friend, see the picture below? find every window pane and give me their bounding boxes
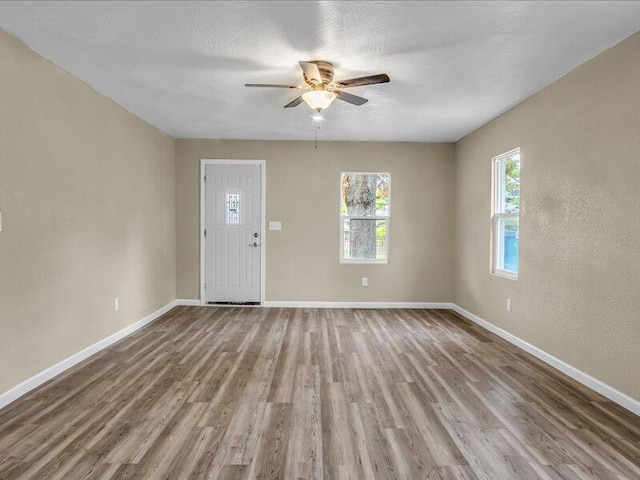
[501,152,520,213]
[225,192,240,225]
[343,218,387,261]
[496,217,519,274]
[341,173,390,217]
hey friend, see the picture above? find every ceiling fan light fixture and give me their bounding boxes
[302,89,336,112]
[245,60,389,110]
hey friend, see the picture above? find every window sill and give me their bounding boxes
[491,269,518,281]
[340,259,389,265]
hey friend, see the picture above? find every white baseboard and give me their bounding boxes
[263,301,453,309]
[176,299,202,306]
[0,300,178,411]
[176,299,452,309]
[451,304,640,416]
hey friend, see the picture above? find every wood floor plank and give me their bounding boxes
[246,402,292,480]
[283,364,323,480]
[0,306,638,480]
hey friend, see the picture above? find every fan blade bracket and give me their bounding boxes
[314,61,334,84]
[299,61,324,85]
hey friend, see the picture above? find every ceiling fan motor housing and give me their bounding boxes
[309,60,334,85]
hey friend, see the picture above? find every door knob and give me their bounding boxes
[249,242,259,247]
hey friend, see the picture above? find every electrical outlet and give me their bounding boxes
[361,277,368,287]
[506,298,511,312]
[114,298,119,311]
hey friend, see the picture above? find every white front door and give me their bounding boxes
[204,163,261,304]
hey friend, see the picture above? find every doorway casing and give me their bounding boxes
[199,159,266,306]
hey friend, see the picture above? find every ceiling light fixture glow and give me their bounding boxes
[302,87,336,112]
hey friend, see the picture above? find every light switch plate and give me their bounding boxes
[269,221,282,231]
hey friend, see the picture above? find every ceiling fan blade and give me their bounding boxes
[334,90,368,106]
[245,84,302,89]
[284,96,304,108]
[299,61,323,84]
[334,74,390,88]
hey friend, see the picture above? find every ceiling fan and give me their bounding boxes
[245,61,390,112]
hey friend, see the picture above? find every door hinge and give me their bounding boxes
[204,229,207,237]
[204,175,207,183]
[204,282,207,292]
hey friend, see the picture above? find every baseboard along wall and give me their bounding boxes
[450,304,640,416]
[262,301,452,309]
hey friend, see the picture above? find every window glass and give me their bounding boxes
[492,150,520,278]
[340,173,390,263]
[226,192,240,225]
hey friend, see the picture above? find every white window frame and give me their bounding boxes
[339,172,390,264]
[491,148,520,280]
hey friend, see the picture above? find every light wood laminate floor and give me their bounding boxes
[0,307,639,480]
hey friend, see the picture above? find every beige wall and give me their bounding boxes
[454,31,640,401]
[176,140,455,302]
[0,29,176,394]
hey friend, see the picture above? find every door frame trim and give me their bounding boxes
[200,159,266,306]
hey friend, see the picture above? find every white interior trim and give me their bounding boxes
[176,299,202,306]
[0,300,177,411]
[263,301,453,309]
[200,159,266,307]
[451,304,640,416]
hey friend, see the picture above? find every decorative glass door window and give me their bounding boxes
[225,192,241,225]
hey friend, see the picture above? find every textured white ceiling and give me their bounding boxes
[1,1,640,141]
